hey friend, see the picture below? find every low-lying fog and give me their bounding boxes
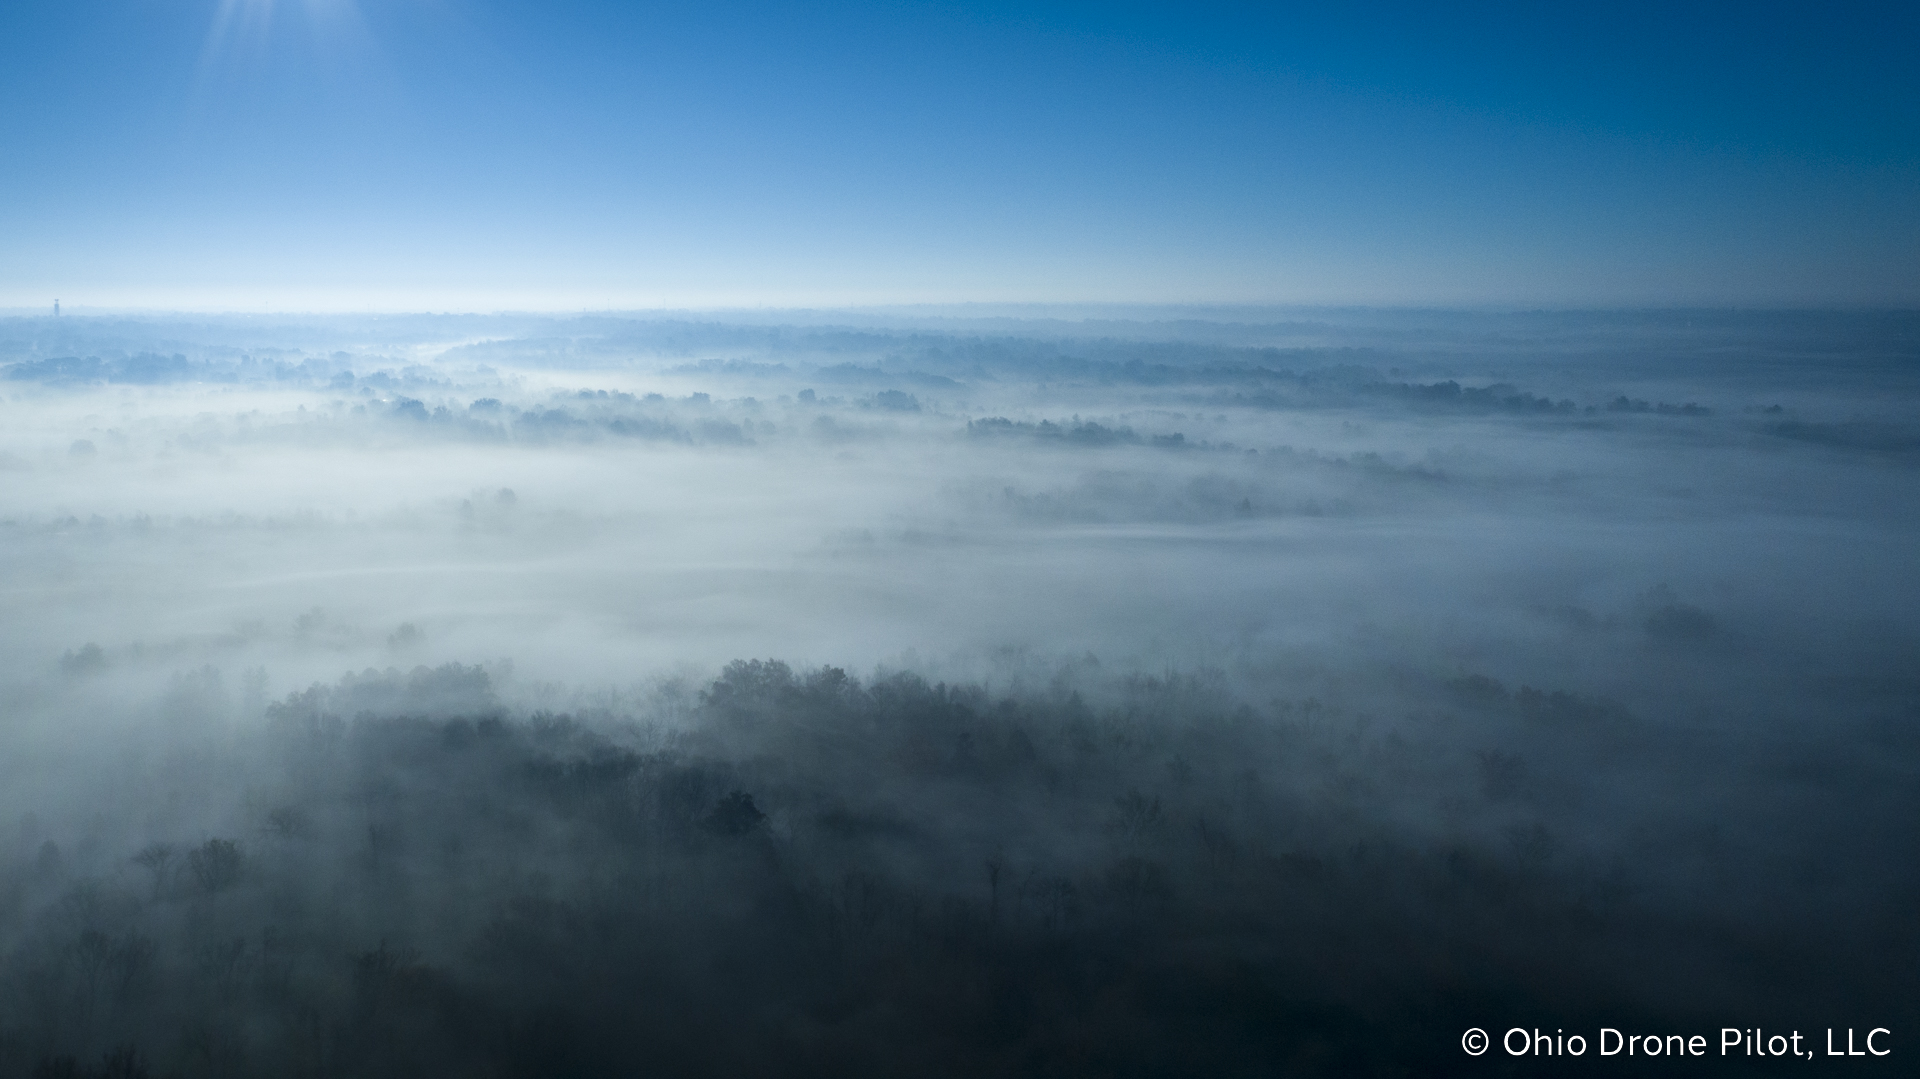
[1,308,1915,1076]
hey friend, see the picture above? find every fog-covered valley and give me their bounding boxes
[1,308,1915,1076]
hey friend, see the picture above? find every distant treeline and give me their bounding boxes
[2,354,372,388]
[7,349,1737,434]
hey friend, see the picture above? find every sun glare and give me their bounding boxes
[200,0,370,71]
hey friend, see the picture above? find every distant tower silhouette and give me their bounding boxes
[54,299,60,316]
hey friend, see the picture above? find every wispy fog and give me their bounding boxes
[1,308,1915,1076]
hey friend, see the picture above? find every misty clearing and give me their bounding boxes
[1,308,1916,1077]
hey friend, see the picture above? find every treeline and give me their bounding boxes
[0,661,1911,1077]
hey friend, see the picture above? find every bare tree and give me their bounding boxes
[185,839,242,893]
[131,843,175,900]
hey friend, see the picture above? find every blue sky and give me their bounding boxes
[2,1,1915,309]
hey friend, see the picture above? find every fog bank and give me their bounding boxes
[1,308,1915,1076]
